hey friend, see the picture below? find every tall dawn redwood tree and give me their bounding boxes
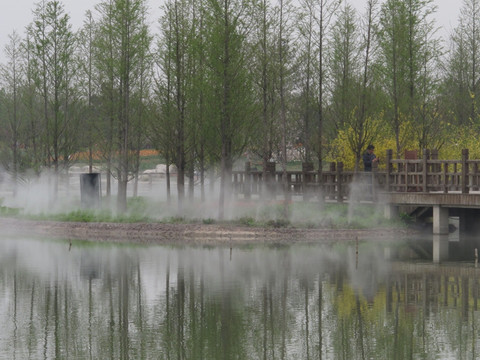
[1,31,24,195]
[445,0,480,126]
[159,0,191,215]
[330,0,382,171]
[29,0,75,195]
[249,0,279,198]
[328,3,361,136]
[203,0,256,220]
[296,0,317,164]
[77,10,99,175]
[277,0,296,218]
[314,0,341,187]
[377,0,437,157]
[96,0,151,213]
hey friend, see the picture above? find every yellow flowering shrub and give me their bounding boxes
[437,124,480,159]
[327,118,417,170]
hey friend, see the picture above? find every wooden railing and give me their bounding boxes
[231,149,480,201]
[232,162,386,202]
[385,149,480,194]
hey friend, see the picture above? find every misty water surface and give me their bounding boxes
[0,237,479,359]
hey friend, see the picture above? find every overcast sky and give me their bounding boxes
[0,0,460,63]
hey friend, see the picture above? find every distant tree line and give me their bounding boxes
[0,0,479,216]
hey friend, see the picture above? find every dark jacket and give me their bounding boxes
[363,151,376,172]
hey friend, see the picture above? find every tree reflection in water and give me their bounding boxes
[0,238,479,359]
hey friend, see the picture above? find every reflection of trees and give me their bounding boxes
[3,243,480,358]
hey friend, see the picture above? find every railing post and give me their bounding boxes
[422,149,430,193]
[386,149,393,192]
[474,162,479,191]
[431,149,439,190]
[462,149,469,194]
[443,162,448,193]
[372,160,378,201]
[337,162,344,203]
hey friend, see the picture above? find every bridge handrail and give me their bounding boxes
[231,149,478,200]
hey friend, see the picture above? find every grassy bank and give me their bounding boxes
[0,197,407,230]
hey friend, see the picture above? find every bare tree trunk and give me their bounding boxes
[279,0,289,220]
[355,0,376,172]
[219,0,232,220]
[200,144,205,202]
[166,153,171,204]
[133,148,140,197]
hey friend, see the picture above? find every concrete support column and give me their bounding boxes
[432,235,449,263]
[384,204,398,220]
[433,205,449,235]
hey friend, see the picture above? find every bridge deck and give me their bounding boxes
[383,191,480,208]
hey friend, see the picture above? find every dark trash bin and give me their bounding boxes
[80,173,101,209]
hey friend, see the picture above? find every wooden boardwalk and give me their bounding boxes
[232,149,480,208]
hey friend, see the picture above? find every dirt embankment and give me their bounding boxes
[0,217,418,245]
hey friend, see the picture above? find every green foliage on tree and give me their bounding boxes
[28,0,77,191]
[2,0,480,216]
[95,0,152,212]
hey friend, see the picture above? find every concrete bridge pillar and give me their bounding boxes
[432,235,449,263]
[433,205,449,235]
[384,204,398,220]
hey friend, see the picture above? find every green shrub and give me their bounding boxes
[236,216,256,226]
[166,216,187,224]
[399,212,414,224]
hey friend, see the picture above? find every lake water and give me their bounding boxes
[0,236,479,360]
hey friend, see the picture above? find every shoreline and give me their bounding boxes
[0,217,419,245]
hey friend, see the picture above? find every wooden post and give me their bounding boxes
[462,149,469,194]
[431,149,439,190]
[244,162,251,199]
[456,162,460,189]
[337,162,344,203]
[443,162,448,193]
[422,149,430,193]
[405,150,418,192]
[474,162,479,191]
[372,160,378,201]
[386,149,393,192]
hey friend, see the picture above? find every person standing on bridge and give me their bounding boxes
[363,144,378,172]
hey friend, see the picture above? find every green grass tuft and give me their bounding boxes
[0,206,21,217]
